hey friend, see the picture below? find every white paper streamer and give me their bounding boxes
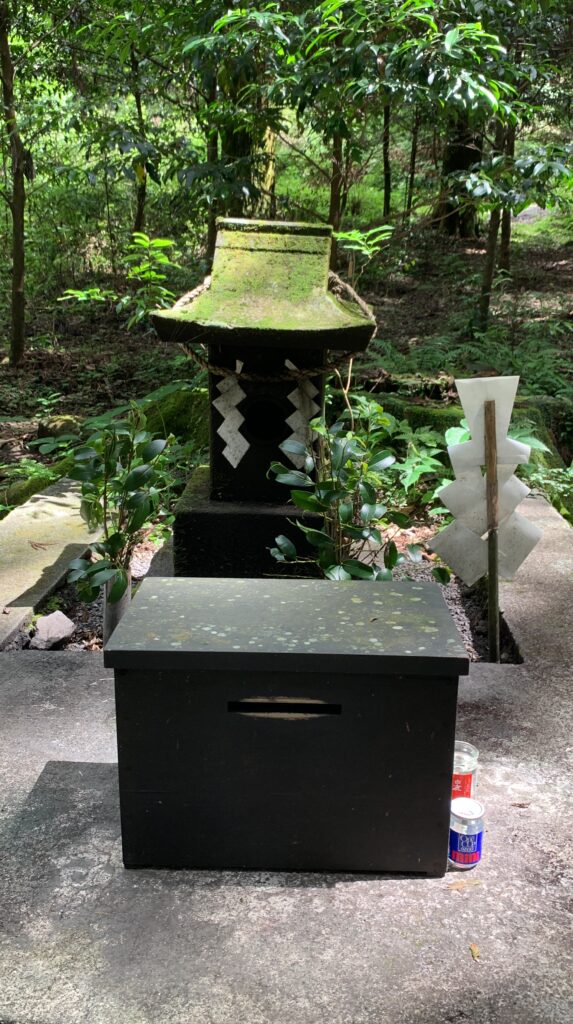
[429,376,541,585]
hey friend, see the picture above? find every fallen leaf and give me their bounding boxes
[2,608,10,615]
[511,802,530,808]
[469,943,480,962]
[369,616,378,622]
[29,541,50,550]
[448,878,481,892]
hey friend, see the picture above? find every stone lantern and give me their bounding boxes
[152,218,375,577]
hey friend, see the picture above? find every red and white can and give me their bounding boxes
[452,740,478,799]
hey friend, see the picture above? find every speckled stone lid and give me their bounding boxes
[104,577,469,677]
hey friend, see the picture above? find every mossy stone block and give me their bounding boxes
[144,387,209,448]
[152,218,374,350]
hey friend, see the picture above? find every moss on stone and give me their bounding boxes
[144,387,209,447]
[175,466,210,516]
[363,392,565,469]
[152,218,373,346]
[37,415,82,439]
[0,455,73,516]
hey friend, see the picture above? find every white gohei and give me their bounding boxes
[429,376,542,585]
[213,375,249,468]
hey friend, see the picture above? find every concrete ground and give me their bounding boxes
[0,497,571,1024]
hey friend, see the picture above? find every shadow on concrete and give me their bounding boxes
[8,541,95,609]
[3,761,430,889]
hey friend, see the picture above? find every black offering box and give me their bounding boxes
[104,577,469,875]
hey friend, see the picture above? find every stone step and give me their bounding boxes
[0,478,99,648]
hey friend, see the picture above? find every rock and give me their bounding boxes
[30,610,75,650]
[37,415,82,439]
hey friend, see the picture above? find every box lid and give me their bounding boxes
[104,578,469,677]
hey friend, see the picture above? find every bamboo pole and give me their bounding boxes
[485,400,500,662]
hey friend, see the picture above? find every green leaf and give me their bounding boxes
[362,527,382,544]
[369,451,396,472]
[105,532,126,557]
[67,568,88,583]
[89,567,118,588]
[298,526,333,548]
[290,490,326,513]
[107,569,129,604]
[358,481,377,503]
[74,446,98,461]
[70,464,98,482]
[77,582,100,604]
[274,534,297,560]
[384,541,399,570]
[387,511,410,528]
[331,438,349,471]
[124,464,153,490]
[432,566,451,585]
[342,525,368,540]
[444,27,460,52]
[85,558,112,575]
[338,501,353,523]
[68,557,91,571]
[342,559,376,580]
[128,500,152,533]
[279,439,309,457]
[141,439,167,461]
[325,565,352,581]
[125,490,148,509]
[445,425,470,446]
[275,471,313,487]
[360,502,387,523]
[373,567,393,581]
[407,544,424,563]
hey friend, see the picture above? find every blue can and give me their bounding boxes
[449,797,485,870]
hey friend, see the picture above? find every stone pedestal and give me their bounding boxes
[173,467,321,578]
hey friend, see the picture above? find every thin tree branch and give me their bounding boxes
[277,132,331,181]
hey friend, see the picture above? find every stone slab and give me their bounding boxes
[0,478,99,648]
[499,494,573,664]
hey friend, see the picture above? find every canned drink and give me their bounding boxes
[449,797,485,870]
[452,740,478,799]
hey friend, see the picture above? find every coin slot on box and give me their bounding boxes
[228,700,342,716]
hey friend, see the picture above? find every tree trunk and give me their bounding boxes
[382,102,391,218]
[255,127,276,217]
[477,122,506,331]
[498,124,516,274]
[477,208,501,331]
[328,132,343,270]
[433,113,481,237]
[0,2,26,367]
[130,46,147,235]
[103,571,132,645]
[404,109,420,221]
[220,112,253,217]
[205,77,219,265]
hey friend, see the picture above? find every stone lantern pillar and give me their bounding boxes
[152,218,374,577]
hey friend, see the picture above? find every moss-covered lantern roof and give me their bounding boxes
[151,218,375,351]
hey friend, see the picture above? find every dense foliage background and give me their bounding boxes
[0,0,572,411]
